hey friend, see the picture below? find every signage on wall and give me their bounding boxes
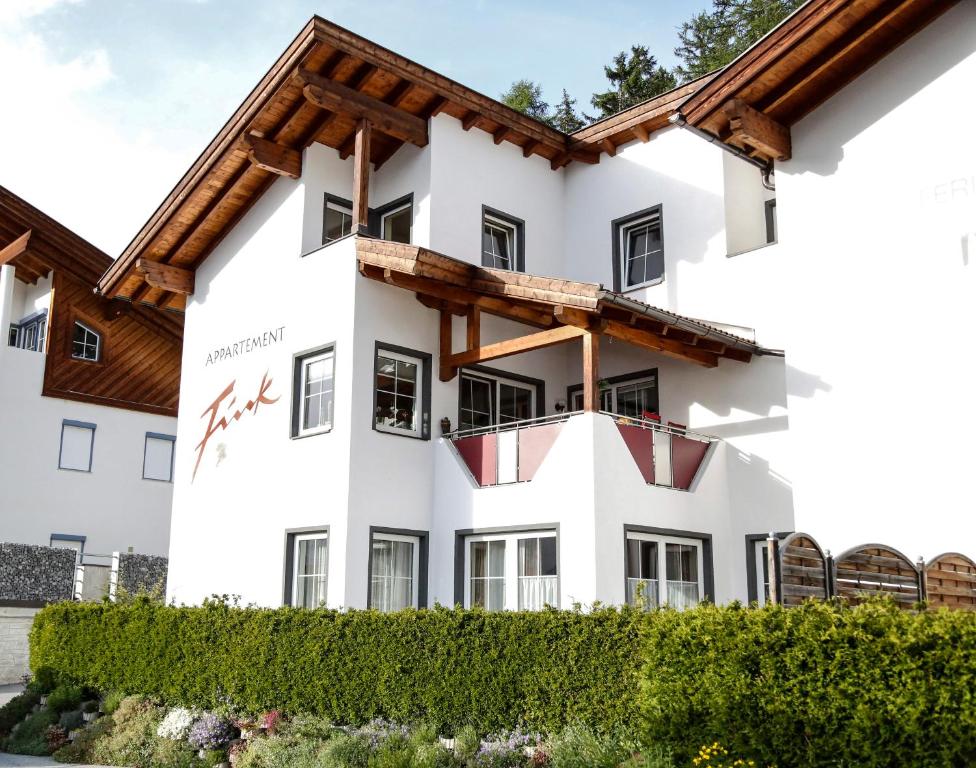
[192,371,280,481]
[205,326,286,367]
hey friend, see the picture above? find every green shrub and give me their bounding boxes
[28,666,59,694]
[52,714,114,763]
[2,707,58,755]
[47,683,84,714]
[0,689,41,737]
[30,601,644,734]
[151,736,205,768]
[545,725,642,768]
[58,709,84,732]
[102,689,126,715]
[89,696,163,767]
[319,732,371,768]
[452,725,481,764]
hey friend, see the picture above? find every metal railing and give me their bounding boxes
[445,411,578,441]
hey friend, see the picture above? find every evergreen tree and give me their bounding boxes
[500,79,551,121]
[675,0,805,81]
[590,45,678,119]
[549,89,585,133]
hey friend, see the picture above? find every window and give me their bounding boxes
[481,208,524,272]
[458,369,538,431]
[7,326,16,346]
[293,347,335,437]
[291,532,329,608]
[323,196,353,243]
[143,433,175,482]
[465,530,558,610]
[8,311,47,353]
[59,420,95,472]
[625,530,706,610]
[569,369,658,418]
[71,321,100,362]
[50,534,85,565]
[381,204,412,244]
[765,199,777,244]
[612,206,664,291]
[374,344,431,439]
[369,532,420,611]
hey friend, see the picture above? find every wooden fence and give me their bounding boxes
[765,532,976,610]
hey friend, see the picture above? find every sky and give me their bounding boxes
[0,0,708,257]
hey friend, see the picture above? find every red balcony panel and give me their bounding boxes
[455,433,497,486]
[517,422,563,482]
[616,423,655,484]
[672,436,709,490]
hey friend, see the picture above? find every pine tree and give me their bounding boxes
[590,46,678,119]
[675,0,805,82]
[548,89,585,133]
[500,79,551,121]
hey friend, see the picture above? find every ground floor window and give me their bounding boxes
[291,532,329,608]
[465,530,557,610]
[369,532,421,611]
[458,369,539,431]
[569,369,658,419]
[625,530,704,610]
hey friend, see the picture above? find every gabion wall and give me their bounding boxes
[117,552,168,597]
[0,542,75,603]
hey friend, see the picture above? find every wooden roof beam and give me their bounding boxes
[0,229,31,266]
[461,111,481,131]
[244,132,302,178]
[723,98,791,161]
[443,324,586,373]
[604,320,718,368]
[632,123,650,142]
[300,68,428,146]
[423,95,449,119]
[522,140,540,158]
[600,138,617,157]
[493,126,512,145]
[136,259,195,295]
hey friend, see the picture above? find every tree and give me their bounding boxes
[675,0,805,82]
[500,79,550,121]
[549,89,585,133]
[590,45,678,119]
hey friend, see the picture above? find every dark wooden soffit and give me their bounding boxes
[356,237,759,368]
[676,0,960,163]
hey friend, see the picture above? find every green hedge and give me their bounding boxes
[30,599,976,766]
[30,600,644,735]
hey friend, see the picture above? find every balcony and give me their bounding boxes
[448,412,717,491]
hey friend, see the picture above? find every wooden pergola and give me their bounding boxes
[356,239,772,412]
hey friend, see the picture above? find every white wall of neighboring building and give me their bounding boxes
[768,1,976,559]
[0,343,175,559]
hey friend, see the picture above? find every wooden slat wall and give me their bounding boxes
[833,545,922,609]
[778,533,830,607]
[926,553,976,611]
[42,272,181,417]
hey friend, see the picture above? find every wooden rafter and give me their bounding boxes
[441,324,586,380]
[136,259,195,295]
[244,133,302,178]
[0,229,31,266]
[723,99,791,161]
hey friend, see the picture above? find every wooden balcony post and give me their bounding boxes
[439,309,454,382]
[582,330,600,412]
[466,305,480,350]
[352,118,371,234]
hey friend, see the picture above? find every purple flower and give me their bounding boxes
[188,713,238,750]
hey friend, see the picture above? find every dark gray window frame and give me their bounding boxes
[290,342,337,439]
[142,432,176,483]
[58,419,96,473]
[321,193,355,246]
[744,531,790,604]
[623,524,714,604]
[611,204,665,292]
[50,533,85,554]
[372,340,432,441]
[370,193,414,242]
[8,309,48,351]
[453,523,561,607]
[457,364,546,429]
[367,526,429,610]
[282,525,330,607]
[567,367,658,413]
[765,199,777,244]
[481,205,525,273]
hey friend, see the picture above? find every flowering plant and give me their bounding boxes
[692,742,757,767]
[474,728,540,767]
[157,707,199,740]
[356,718,410,748]
[46,725,69,752]
[188,713,238,750]
[261,710,283,734]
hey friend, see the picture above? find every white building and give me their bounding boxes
[96,1,974,611]
[0,186,181,574]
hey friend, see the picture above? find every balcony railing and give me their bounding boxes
[605,412,716,492]
[448,412,574,488]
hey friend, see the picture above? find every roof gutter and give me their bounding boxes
[668,112,770,172]
[598,290,784,357]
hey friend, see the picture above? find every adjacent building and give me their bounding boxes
[94,0,974,611]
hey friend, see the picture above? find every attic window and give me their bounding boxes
[71,322,100,362]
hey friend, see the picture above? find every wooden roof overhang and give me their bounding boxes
[356,237,775,381]
[673,0,961,165]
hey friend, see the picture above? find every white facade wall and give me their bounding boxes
[768,2,976,558]
[0,344,175,558]
[0,605,39,684]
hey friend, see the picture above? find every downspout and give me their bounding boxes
[669,112,774,191]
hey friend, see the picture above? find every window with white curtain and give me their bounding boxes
[625,531,703,610]
[292,533,329,608]
[465,531,558,611]
[369,533,419,611]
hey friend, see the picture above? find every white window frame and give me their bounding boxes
[459,371,537,430]
[625,531,704,610]
[369,532,420,611]
[380,203,412,243]
[754,539,771,607]
[374,348,423,437]
[295,347,335,437]
[571,372,657,416]
[483,214,517,271]
[618,209,664,290]
[323,197,353,243]
[58,419,96,473]
[71,321,101,362]
[142,432,176,482]
[291,532,329,609]
[464,530,558,611]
